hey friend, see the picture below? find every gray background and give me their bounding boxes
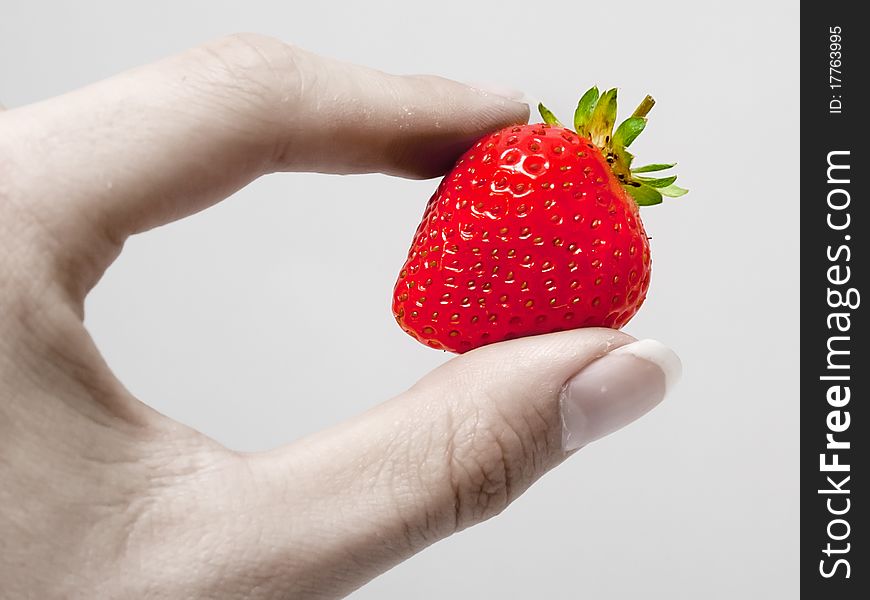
[1,1,799,598]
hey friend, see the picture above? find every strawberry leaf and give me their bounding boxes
[573,86,599,137]
[588,88,618,147]
[659,183,689,197]
[569,87,687,206]
[612,117,647,151]
[538,103,563,127]
[634,175,677,188]
[631,163,676,173]
[625,183,663,206]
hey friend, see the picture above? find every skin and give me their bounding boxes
[0,34,637,599]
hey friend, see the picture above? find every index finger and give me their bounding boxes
[0,33,528,287]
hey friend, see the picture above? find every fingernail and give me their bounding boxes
[560,339,682,451]
[466,81,526,102]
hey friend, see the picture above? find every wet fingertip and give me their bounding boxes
[464,81,526,102]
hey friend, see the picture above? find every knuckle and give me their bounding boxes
[449,409,512,525]
[195,33,311,168]
[199,33,305,106]
[443,394,557,530]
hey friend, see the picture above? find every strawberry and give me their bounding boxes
[392,86,686,353]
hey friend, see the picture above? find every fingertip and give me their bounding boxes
[463,81,526,102]
[609,338,683,394]
[444,77,532,136]
[380,75,530,179]
[560,338,681,450]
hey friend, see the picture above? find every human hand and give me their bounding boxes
[0,34,681,599]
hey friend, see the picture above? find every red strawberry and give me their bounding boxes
[392,87,686,353]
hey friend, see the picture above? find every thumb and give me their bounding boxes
[236,328,681,598]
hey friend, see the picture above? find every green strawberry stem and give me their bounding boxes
[631,95,656,119]
[538,87,687,207]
